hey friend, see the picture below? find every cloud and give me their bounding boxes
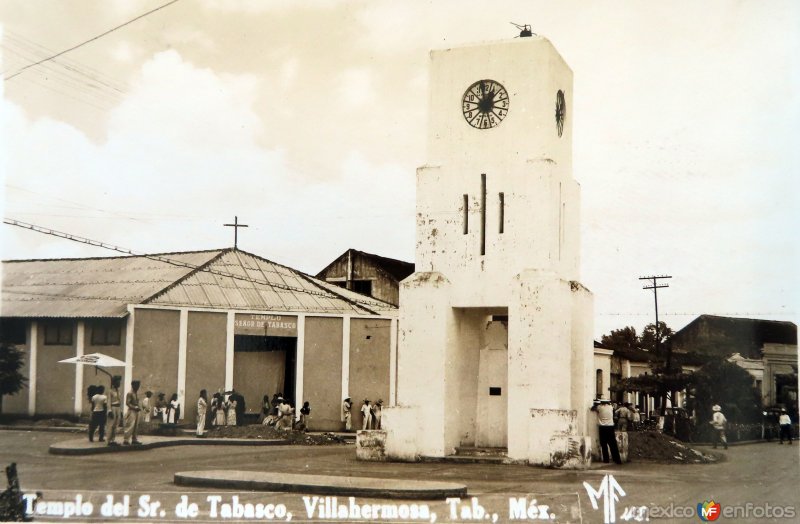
[1,49,415,272]
[338,68,376,108]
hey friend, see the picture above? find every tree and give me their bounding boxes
[639,321,675,358]
[604,321,690,415]
[0,343,27,414]
[691,360,762,425]
[600,326,639,352]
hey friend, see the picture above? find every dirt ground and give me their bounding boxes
[627,430,720,463]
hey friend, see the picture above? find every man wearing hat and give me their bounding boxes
[123,379,142,446]
[591,398,622,464]
[361,399,372,430]
[710,404,728,449]
[778,408,793,445]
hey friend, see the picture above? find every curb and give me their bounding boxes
[49,437,289,456]
[174,470,467,500]
[0,425,85,433]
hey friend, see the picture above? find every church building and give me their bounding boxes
[1,248,397,430]
[381,35,595,467]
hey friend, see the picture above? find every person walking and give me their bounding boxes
[105,376,122,447]
[592,399,622,464]
[123,380,142,446]
[342,397,352,431]
[779,408,793,445]
[710,404,728,450]
[196,390,208,437]
[88,386,107,442]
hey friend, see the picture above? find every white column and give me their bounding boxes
[341,316,351,401]
[294,315,305,407]
[177,309,188,420]
[225,312,235,391]
[389,318,398,406]
[27,321,38,416]
[123,306,135,407]
[74,321,85,416]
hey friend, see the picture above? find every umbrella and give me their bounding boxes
[59,352,126,379]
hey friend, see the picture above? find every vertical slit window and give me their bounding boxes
[498,192,504,234]
[480,173,486,255]
[463,194,468,234]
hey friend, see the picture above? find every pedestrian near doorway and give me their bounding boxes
[196,390,208,437]
[592,399,622,464]
[105,376,122,447]
[123,380,142,446]
[342,397,352,431]
[88,386,107,442]
[778,409,793,445]
[299,401,311,431]
[710,404,728,450]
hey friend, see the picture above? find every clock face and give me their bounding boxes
[462,80,509,129]
[555,90,566,137]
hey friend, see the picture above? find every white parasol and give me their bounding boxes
[59,352,126,379]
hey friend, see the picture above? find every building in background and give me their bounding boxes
[0,248,397,430]
[672,315,798,410]
[316,249,414,307]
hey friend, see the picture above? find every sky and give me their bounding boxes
[1,0,798,338]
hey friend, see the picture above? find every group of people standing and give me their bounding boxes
[88,376,166,446]
[195,389,246,437]
[341,397,382,431]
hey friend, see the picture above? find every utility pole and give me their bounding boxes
[640,274,672,416]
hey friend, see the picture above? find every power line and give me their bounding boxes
[2,218,386,314]
[4,0,182,81]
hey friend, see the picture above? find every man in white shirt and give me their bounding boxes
[778,409,793,445]
[361,399,372,430]
[710,404,727,450]
[592,399,622,464]
[89,386,107,442]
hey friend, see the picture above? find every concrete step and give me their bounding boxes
[454,446,508,457]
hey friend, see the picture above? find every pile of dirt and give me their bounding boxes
[628,431,720,464]
[206,425,350,446]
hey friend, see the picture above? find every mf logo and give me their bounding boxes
[583,475,626,524]
[697,500,721,521]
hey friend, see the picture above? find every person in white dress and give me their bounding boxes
[196,390,208,437]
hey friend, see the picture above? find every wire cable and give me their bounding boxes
[4,0,182,81]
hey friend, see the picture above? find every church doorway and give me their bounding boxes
[475,318,508,447]
[232,314,299,414]
[233,335,296,410]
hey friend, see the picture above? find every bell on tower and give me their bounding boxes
[379,35,596,469]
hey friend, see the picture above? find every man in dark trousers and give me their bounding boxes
[592,399,622,464]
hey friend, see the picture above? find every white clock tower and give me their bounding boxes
[382,36,595,467]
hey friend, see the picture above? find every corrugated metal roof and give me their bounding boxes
[1,250,222,318]
[1,248,397,318]
[147,250,397,316]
